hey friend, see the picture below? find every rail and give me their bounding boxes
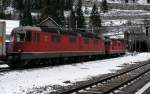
[59,61,150,94]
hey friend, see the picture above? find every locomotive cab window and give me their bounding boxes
[69,36,76,43]
[51,35,61,43]
[83,37,89,44]
[105,41,110,45]
[25,31,32,41]
[16,32,26,42]
[15,31,32,42]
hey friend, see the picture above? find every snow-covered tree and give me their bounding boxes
[90,3,101,29]
[101,0,108,13]
[76,0,85,31]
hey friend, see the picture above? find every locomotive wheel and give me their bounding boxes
[8,59,28,68]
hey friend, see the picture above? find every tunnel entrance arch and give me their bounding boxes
[132,41,148,52]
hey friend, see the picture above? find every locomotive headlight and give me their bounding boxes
[18,49,22,52]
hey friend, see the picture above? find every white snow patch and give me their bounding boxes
[103,31,125,39]
[102,20,128,26]
[137,0,148,4]
[0,53,150,94]
[0,20,19,35]
[4,7,16,14]
[0,64,9,68]
[98,0,148,4]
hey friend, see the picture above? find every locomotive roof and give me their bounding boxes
[13,26,41,33]
[13,16,101,38]
[13,26,101,38]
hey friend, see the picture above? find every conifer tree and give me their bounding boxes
[70,8,76,29]
[41,0,55,18]
[76,0,85,31]
[65,0,76,29]
[2,0,10,7]
[30,0,42,25]
[14,0,24,25]
[14,0,24,14]
[0,0,10,19]
[56,0,65,27]
[14,0,33,25]
[32,0,42,10]
[90,3,101,29]
[0,12,5,19]
[64,0,72,11]
[41,0,65,26]
[101,0,108,13]
[21,0,33,26]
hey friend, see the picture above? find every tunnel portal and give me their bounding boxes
[132,41,148,52]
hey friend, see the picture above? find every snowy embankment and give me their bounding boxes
[0,53,150,94]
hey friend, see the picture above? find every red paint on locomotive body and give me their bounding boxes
[10,26,105,54]
[106,39,126,54]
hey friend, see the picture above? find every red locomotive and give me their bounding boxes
[105,38,126,56]
[0,18,126,68]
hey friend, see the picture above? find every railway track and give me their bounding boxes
[0,67,12,72]
[58,61,150,94]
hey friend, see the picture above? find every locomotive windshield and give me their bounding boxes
[15,31,31,42]
[16,33,26,42]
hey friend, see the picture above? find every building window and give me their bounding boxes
[51,35,61,43]
[146,27,149,36]
[69,36,76,43]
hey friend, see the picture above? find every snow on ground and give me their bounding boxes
[0,64,8,68]
[98,0,148,4]
[137,0,148,5]
[102,9,150,17]
[0,53,150,94]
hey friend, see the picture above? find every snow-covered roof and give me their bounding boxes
[0,20,19,35]
[103,31,124,39]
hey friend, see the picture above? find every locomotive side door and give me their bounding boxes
[104,37,111,54]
